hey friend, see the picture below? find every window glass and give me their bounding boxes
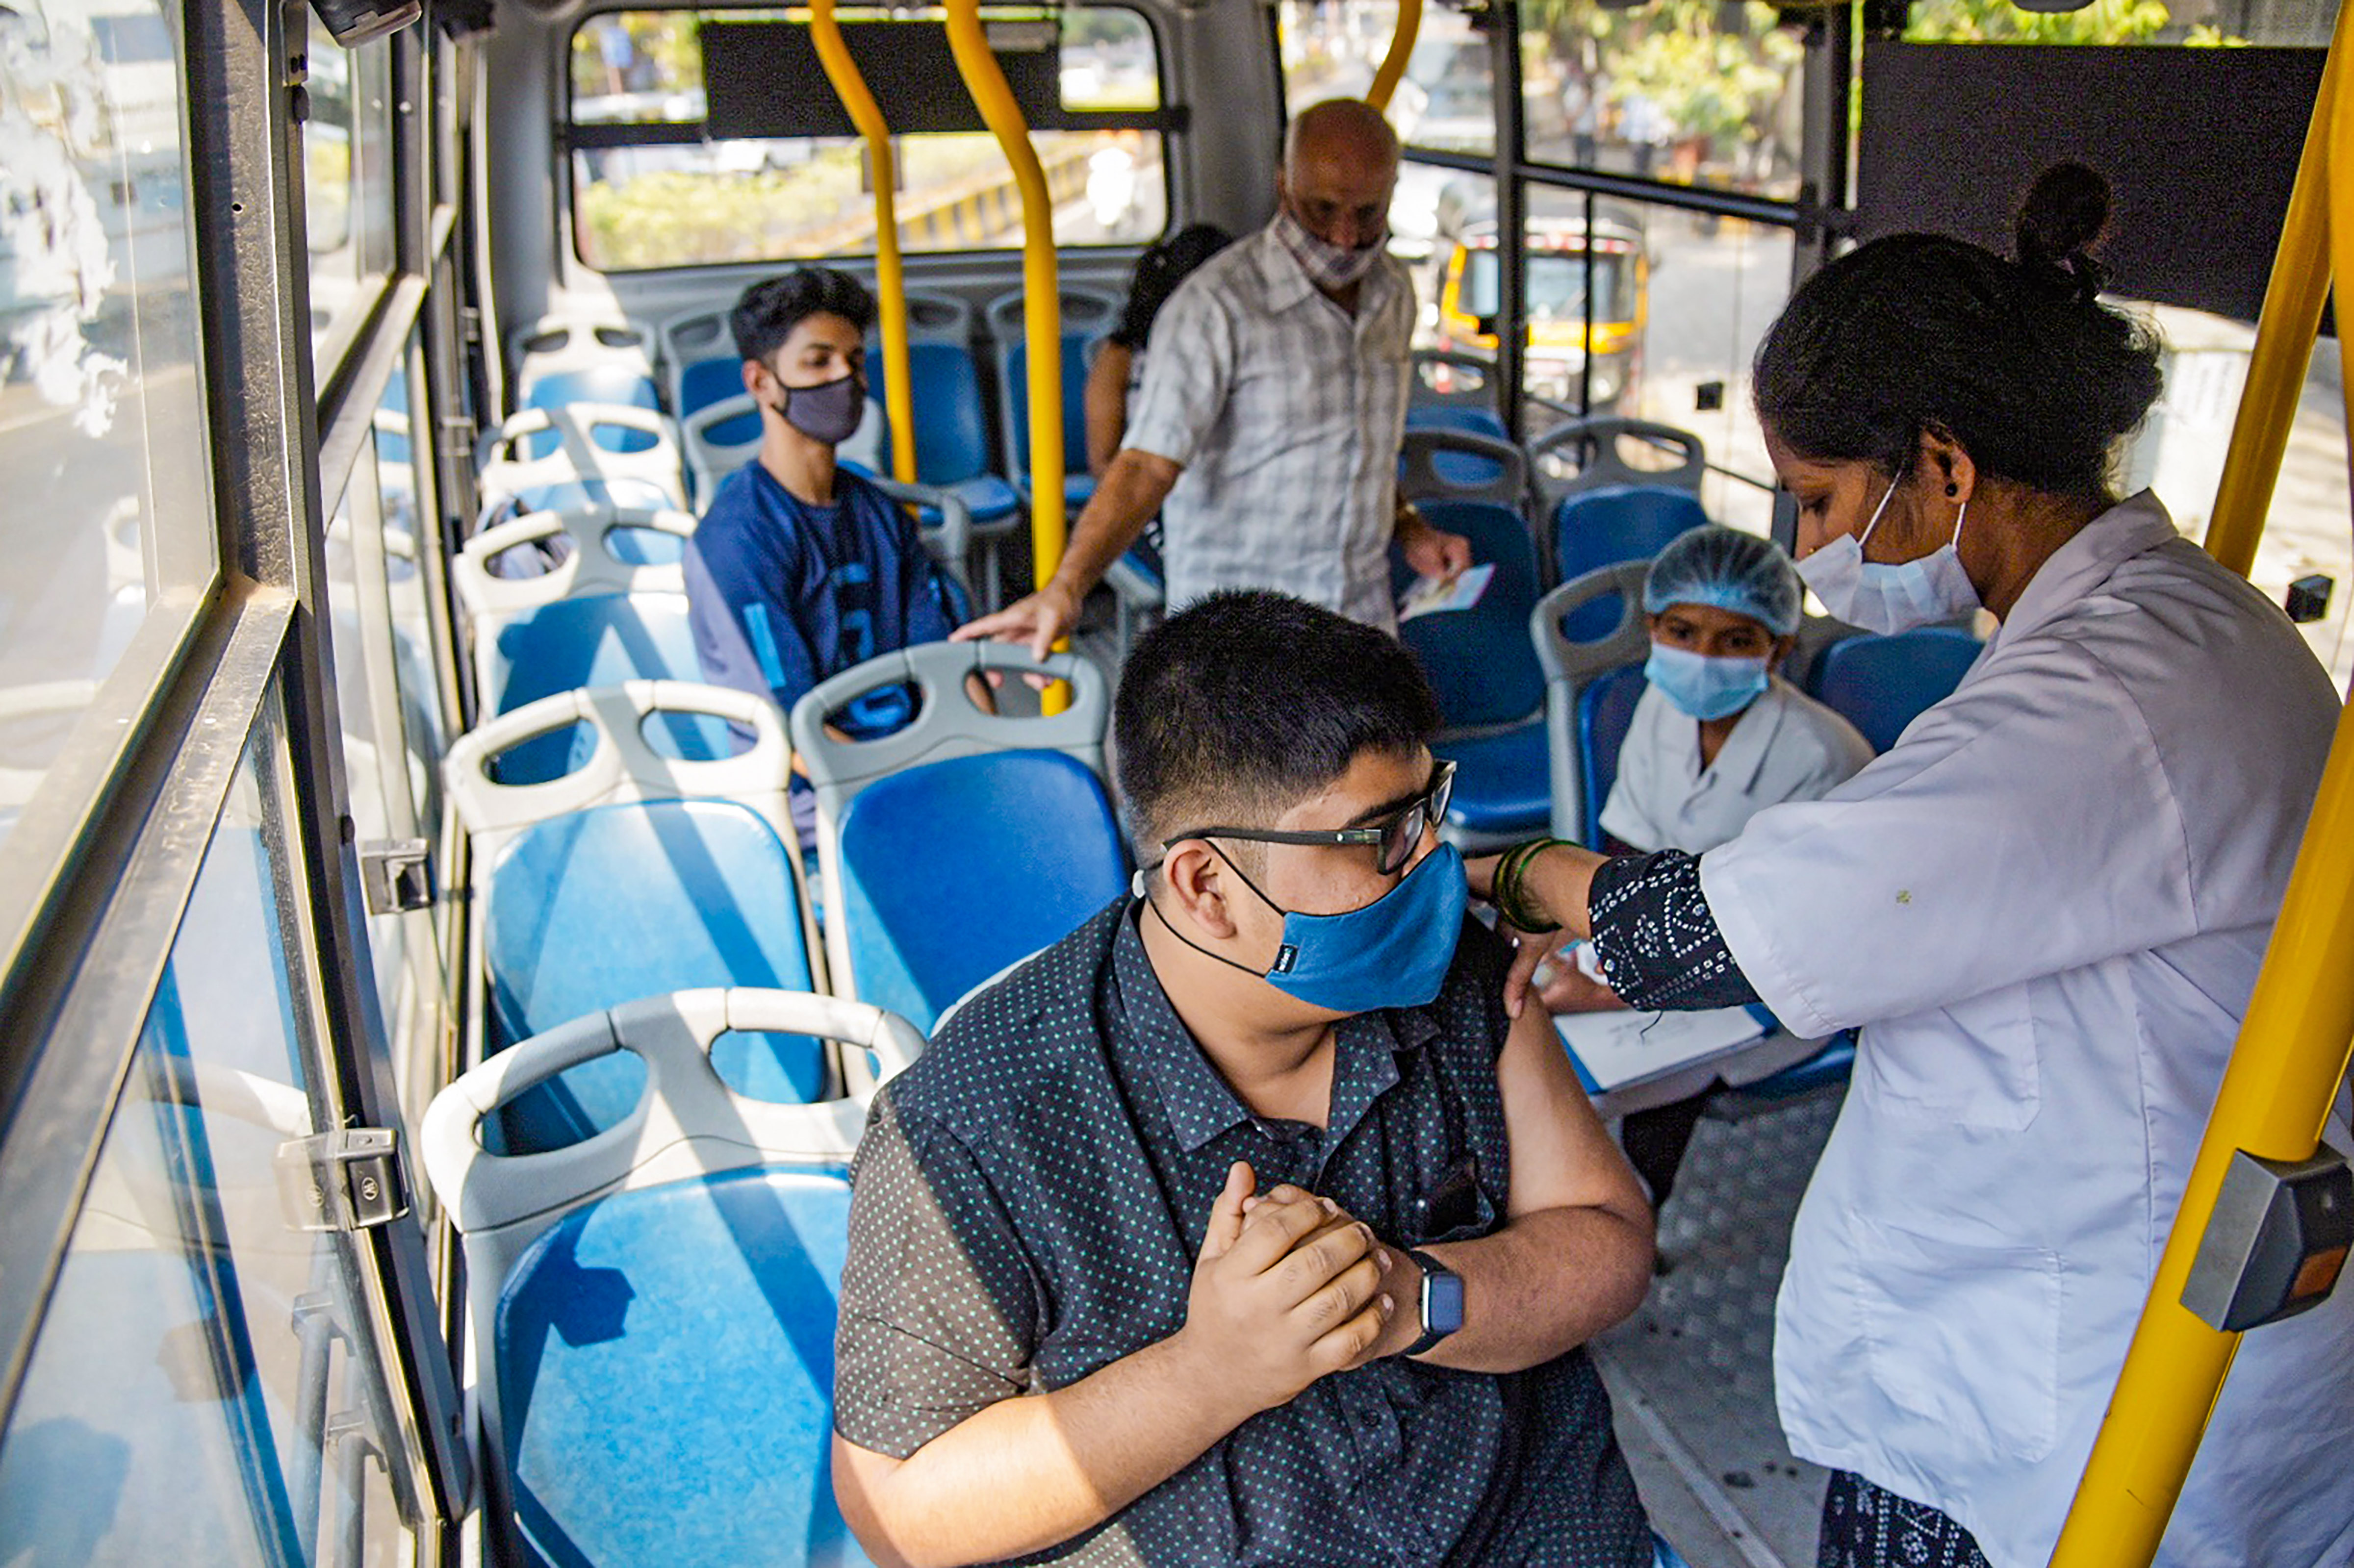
[0,0,212,854]
[1521,201,1792,533]
[306,36,396,366]
[0,702,410,1562]
[1902,0,2336,46]
[569,8,1167,269]
[1518,0,1803,197]
[326,442,449,1122]
[2119,313,2351,688]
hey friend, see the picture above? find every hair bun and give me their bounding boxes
[2016,162,2113,303]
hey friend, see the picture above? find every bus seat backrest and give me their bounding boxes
[1531,561,1651,842]
[871,290,991,487]
[417,987,923,1566]
[1806,626,1985,753]
[986,285,1119,482]
[1530,414,1706,498]
[476,404,687,519]
[793,642,1118,1029]
[1391,497,1546,729]
[838,751,1129,1032]
[453,502,695,627]
[510,312,656,400]
[677,355,746,421]
[480,592,700,734]
[1409,349,1509,415]
[1398,426,1529,510]
[522,367,665,457]
[660,306,734,409]
[1550,488,1710,638]
[1578,665,1649,845]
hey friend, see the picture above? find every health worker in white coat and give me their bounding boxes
[1472,163,2354,1568]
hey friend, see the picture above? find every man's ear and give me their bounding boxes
[1161,840,1242,940]
[742,356,773,402]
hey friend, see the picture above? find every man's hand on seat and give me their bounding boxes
[952,578,1084,662]
[1173,1163,1397,1419]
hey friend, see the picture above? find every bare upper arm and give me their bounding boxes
[1493,996,1649,1227]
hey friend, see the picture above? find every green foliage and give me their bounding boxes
[1522,0,1799,147]
[1902,0,2174,43]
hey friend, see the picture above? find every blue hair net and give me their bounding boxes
[1642,526,1802,637]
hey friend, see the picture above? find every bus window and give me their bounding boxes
[0,709,414,1562]
[305,35,396,374]
[567,7,1168,271]
[0,0,213,870]
[1518,0,1803,199]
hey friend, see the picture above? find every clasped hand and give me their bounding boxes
[1172,1163,1417,1420]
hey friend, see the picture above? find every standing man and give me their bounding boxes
[958,99,1469,655]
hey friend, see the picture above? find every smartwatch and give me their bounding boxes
[1403,1249,1464,1357]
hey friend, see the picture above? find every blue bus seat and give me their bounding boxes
[792,642,1121,1033]
[523,366,665,457]
[1407,348,1511,479]
[836,750,1129,1032]
[987,285,1119,514]
[1532,417,1710,626]
[478,592,700,741]
[1404,405,1512,489]
[1392,430,1547,847]
[1577,664,1649,847]
[1531,562,1652,843]
[1806,625,1985,753]
[419,990,924,1568]
[475,404,688,530]
[446,685,831,1148]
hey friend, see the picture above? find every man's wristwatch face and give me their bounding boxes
[1408,1249,1463,1352]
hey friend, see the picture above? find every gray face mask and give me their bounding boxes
[1274,205,1386,290]
[772,370,866,447]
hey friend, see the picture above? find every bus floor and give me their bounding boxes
[1598,1092,1844,1568]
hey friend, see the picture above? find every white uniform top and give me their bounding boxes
[1599,676,1876,854]
[1701,493,2354,1568]
[1120,224,1414,631]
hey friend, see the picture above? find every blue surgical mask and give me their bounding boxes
[1795,478,1981,635]
[1644,642,1769,721]
[1142,842,1468,1014]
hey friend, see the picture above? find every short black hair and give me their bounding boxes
[1110,223,1234,349]
[1114,590,1442,862]
[730,268,876,366]
[1752,163,2162,502]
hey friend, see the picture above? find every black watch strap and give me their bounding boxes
[1403,1248,1463,1358]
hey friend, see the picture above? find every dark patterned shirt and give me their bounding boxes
[834,899,1651,1567]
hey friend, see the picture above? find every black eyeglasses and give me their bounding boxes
[1162,760,1455,878]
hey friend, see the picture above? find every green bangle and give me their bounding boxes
[1494,836,1570,934]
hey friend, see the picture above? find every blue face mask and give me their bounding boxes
[1644,642,1770,722]
[1142,842,1468,1014]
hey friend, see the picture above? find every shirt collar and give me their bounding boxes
[1110,903,1442,1155]
[1988,490,2179,655]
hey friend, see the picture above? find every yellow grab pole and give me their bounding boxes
[2050,31,2354,1554]
[2200,0,2344,579]
[943,0,1070,711]
[810,0,917,486]
[1366,0,1421,112]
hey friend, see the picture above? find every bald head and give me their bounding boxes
[1284,99,1402,180]
[1279,99,1400,254]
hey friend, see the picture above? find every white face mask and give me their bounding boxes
[1794,476,1981,635]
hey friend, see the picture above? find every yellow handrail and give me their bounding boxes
[1366,0,1421,112]
[942,0,1070,710]
[2200,6,2341,579]
[2049,4,2354,1559]
[809,0,917,486]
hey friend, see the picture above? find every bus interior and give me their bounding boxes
[0,0,2348,1561]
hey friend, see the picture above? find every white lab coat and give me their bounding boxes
[1702,493,2354,1568]
[1600,676,1875,854]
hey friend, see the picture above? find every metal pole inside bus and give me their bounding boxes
[943,0,1070,708]
[2198,3,2340,581]
[1367,0,1422,111]
[2049,3,2354,1557]
[810,0,918,486]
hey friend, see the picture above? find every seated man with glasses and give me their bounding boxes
[833,590,1660,1568]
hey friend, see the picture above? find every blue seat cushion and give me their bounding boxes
[1578,666,1649,846]
[1433,722,1551,837]
[1390,500,1545,729]
[485,596,706,780]
[1806,628,1983,754]
[486,801,822,1148]
[1553,487,1710,640]
[837,752,1128,1031]
[677,357,742,420]
[522,369,664,457]
[933,474,1021,528]
[1403,405,1511,488]
[497,1167,876,1568]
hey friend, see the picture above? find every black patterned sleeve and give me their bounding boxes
[1586,850,1761,1011]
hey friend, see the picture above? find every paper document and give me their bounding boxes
[1397,563,1496,621]
[1556,1005,1773,1094]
